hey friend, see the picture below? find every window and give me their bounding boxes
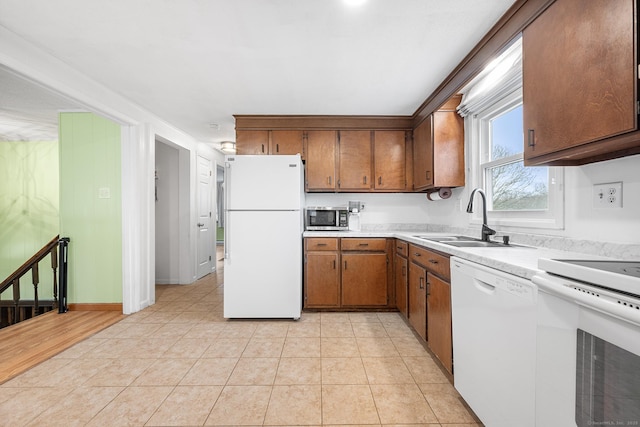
[461,37,564,230]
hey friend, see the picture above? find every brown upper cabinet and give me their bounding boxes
[236,130,269,155]
[235,130,304,157]
[337,130,373,191]
[523,0,638,166]
[412,95,465,191]
[374,130,410,191]
[305,130,337,191]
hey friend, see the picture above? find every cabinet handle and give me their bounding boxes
[276,143,280,152]
[358,243,369,247]
[527,129,535,148]
[333,260,336,269]
[363,176,367,185]
[378,176,382,185]
[397,245,403,250]
[317,243,327,247]
[426,170,431,180]
[414,252,421,257]
[419,276,424,289]
[328,176,332,185]
[402,266,406,276]
[426,281,431,296]
[428,259,438,264]
[261,143,265,153]
[344,260,347,270]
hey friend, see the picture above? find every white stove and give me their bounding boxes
[532,259,640,426]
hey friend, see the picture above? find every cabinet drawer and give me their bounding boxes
[341,238,387,251]
[305,238,339,251]
[395,240,408,257]
[409,244,450,281]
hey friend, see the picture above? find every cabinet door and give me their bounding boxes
[395,254,408,318]
[427,273,452,374]
[412,116,433,190]
[270,130,304,157]
[523,0,635,162]
[305,130,337,191]
[338,130,372,191]
[408,261,427,340]
[305,252,340,308]
[374,130,406,190]
[432,111,465,188]
[236,130,269,155]
[341,253,387,306]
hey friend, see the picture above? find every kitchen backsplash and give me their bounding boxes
[359,222,640,261]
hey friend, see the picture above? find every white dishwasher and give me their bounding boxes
[451,257,537,427]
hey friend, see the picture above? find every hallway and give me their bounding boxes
[0,257,480,426]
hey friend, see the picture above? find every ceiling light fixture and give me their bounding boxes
[220,141,236,154]
[343,0,367,7]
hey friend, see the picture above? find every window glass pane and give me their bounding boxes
[490,105,523,160]
[487,160,548,210]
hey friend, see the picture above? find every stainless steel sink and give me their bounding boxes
[412,235,517,248]
[412,235,473,242]
[442,240,508,248]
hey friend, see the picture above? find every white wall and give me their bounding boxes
[305,193,432,227]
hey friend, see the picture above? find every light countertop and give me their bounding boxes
[303,230,612,280]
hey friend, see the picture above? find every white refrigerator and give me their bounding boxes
[223,154,304,319]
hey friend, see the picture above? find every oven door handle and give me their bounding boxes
[532,274,640,327]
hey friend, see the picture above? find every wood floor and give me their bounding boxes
[0,310,125,384]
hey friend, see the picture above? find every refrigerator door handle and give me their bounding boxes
[224,210,230,259]
[224,161,231,259]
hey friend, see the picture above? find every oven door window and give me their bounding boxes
[576,329,640,426]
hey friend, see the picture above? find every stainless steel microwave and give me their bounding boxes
[305,207,349,231]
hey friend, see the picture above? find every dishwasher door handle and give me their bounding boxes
[473,278,496,294]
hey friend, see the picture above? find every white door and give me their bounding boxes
[197,155,213,278]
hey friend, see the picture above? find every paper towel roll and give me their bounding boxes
[426,187,452,201]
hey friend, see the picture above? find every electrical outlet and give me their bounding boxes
[593,182,622,208]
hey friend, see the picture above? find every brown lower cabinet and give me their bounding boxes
[406,242,453,374]
[394,240,409,317]
[408,261,427,340]
[304,237,393,309]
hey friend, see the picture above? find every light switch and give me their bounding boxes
[98,187,111,199]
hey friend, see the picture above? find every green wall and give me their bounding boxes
[0,140,59,299]
[59,113,122,304]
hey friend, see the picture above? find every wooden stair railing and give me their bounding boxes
[0,235,60,327]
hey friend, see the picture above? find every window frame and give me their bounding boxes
[467,89,565,230]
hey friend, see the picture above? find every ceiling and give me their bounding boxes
[0,0,518,148]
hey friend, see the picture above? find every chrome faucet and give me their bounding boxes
[466,188,496,242]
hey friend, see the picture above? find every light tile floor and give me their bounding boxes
[0,269,482,426]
